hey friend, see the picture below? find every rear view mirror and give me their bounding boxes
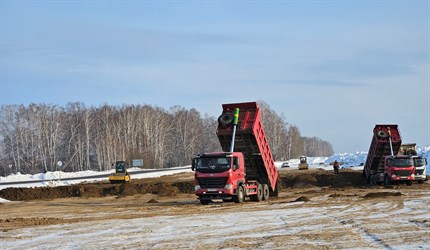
[233,157,239,170]
[191,159,196,171]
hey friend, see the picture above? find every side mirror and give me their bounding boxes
[191,159,196,171]
[233,158,239,170]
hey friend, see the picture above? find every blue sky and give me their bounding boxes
[1,0,429,153]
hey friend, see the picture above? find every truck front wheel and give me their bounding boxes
[200,199,211,205]
[370,175,376,185]
[384,175,391,187]
[234,186,244,203]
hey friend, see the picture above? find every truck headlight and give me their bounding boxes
[224,184,233,190]
[195,185,201,191]
[411,174,415,178]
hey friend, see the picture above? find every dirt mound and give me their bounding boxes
[293,196,310,202]
[279,169,366,188]
[0,179,195,201]
[363,191,402,198]
[0,169,372,201]
[0,217,62,228]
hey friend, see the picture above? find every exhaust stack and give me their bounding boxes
[229,108,240,153]
[387,127,394,156]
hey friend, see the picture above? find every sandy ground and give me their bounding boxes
[1,169,430,249]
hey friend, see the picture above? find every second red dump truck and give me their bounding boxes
[191,102,279,205]
[363,124,415,186]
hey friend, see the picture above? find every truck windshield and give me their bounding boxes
[195,157,231,173]
[387,158,413,167]
[414,158,427,167]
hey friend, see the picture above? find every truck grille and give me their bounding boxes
[197,177,228,189]
[394,170,413,177]
[415,169,424,175]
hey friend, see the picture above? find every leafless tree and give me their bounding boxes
[0,101,334,176]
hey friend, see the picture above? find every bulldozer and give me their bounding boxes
[298,156,309,170]
[108,161,131,183]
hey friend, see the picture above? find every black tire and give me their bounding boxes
[418,180,424,184]
[256,184,263,202]
[377,130,388,139]
[262,184,270,201]
[384,175,391,187]
[369,175,375,185]
[250,184,263,202]
[200,199,211,205]
[218,112,234,127]
[233,186,245,203]
[407,181,412,186]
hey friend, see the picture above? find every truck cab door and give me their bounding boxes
[233,157,240,171]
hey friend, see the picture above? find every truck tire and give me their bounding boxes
[377,130,388,139]
[370,175,376,185]
[384,175,391,187]
[233,186,244,203]
[262,184,270,201]
[200,199,211,205]
[250,184,262,202]
[256,183,263,202]
[218,112,234,127]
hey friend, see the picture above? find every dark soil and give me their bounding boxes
[0,169,424,201]
[363,191,402,198]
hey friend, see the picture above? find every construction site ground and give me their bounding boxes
[1,169,430,249]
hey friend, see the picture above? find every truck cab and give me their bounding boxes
[383,155,415,186]
[412,156,428,183]
[192,152,246,204]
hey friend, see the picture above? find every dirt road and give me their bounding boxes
[1,169,430,249]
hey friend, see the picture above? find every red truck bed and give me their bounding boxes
[216,102,278,191]
[363,124,402,178]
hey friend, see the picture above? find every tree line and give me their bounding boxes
[0,101,333,176]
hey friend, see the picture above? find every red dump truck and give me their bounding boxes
[191,102,279,205]
[363,124,415,186]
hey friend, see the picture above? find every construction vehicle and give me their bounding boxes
[412,156,427,183]
[108,161,131,183]
[398,143,418,156]
[363,125,415,186]
[191,102,279,205]
[298,156,309,170]
[398,143,427,183]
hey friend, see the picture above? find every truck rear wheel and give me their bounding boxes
[233,186,244,203]
[262,184,269,201]
[250,183,263,202]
